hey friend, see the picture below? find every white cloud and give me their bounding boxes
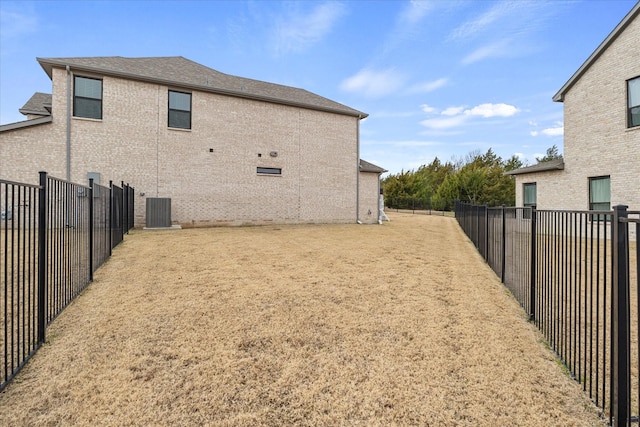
[464,103,519,118]
[530,120,564,137]
[340,68,406,97]
[541,126,564,136]
[442,106,465,116]
[407,77,449,94]
[461,40,510,65]
[420,115,468,130]
[419,102,519,130]
[420,104,437,114]
[399,0,433,26]
[449,2,515,40]
[271,2,346,55]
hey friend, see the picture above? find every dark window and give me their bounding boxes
[74,76,102,119]
[589,176,610,211]
[168,90,191,129]
[523,183,536,208]
[257,167,282,175]
[629,77,640,128]
[522,182,536,219]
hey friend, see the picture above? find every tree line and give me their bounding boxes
[382,145,562,211]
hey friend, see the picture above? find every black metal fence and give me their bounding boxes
[455,201,640,427]
[1,172,134,391]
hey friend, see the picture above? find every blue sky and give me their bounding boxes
[0,0,637,175]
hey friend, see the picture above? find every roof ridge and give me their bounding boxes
[36,56,367,118]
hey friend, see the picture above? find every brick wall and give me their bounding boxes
[358,171,381,224]
[515,15,640,212]
[1,67,364,226]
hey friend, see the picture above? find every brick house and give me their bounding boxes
[506,3,639,212]
[0,56,386,226]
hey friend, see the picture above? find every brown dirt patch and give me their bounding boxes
[0,213,605,426]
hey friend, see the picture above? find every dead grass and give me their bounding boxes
[0,213,605,426]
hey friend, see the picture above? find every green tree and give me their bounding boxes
[536,144,563,163]
[383,148,517,211]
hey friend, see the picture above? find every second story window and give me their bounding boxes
[629,77,640,128]
[168,90,191,129]
[74,76,102,119]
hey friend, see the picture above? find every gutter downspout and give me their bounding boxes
[66,65,71,182]
[356,115,361,223]
[377,174,381,224]
[66,65,72,227]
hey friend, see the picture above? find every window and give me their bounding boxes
[257,167,281,175]
[74,76,102,119]
[589,176,610,211]
[523,183,536,208]
[629,77,640,128]
[168,90,191,129]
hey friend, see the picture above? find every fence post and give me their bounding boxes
[122,182,128,235]
[612,205,630,427]
[485,206,489,262]
[475,205,480,249]
[529,206,537,321]
[108,181,113,256]
[37,171,47,344]
[501,205,506,282]
[88,178,94,281]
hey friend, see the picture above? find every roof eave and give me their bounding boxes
[504,160,565,176]
[359,160,387,174]
[552,2,640,103]
[0,116,53,133]
[18,108,51,117]
[37,58,368,119]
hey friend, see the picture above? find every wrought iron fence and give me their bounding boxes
[0,172,134,391]
[455,201,640,427]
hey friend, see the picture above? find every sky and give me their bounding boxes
[0,0,637,176]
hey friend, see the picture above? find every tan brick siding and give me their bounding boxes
[1,67,365,227]
[358,171,381,224]
[515,15,640,212]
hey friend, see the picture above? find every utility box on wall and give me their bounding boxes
[146,198,171,228]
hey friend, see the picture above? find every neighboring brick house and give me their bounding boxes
[0,56,385,226]
[507,3,639,212]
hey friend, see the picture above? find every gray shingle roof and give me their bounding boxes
[504,158,565,176]
[19,92,52,116]
[359,159,387,174]
[37,56,367,118]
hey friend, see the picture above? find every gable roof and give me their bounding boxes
[553,2,640,102]
[359,159,387,174]
[37,56,367,119]
[19,92,52,116]
[504,158,565,176]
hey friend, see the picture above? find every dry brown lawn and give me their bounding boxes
[0,213,605,426]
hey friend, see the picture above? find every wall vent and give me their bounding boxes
[146,198,171,228]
